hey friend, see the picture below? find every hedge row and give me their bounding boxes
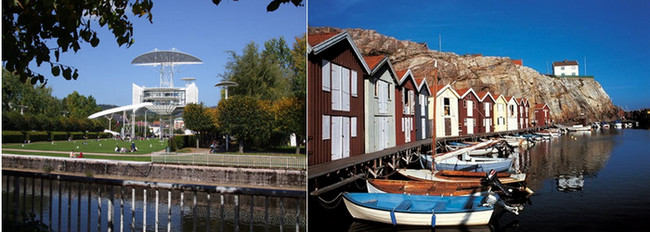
[2,131,25,143]
[168,135,197,151]
[1,131,114,143]
[26,131,49,142]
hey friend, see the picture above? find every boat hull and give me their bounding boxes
[343,193,494,226]
[427,156,513,172]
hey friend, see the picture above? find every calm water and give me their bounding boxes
[308,129,650,232]
[2,179,305,232]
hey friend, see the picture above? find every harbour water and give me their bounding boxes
[2,176,305,232]
[309,129,650,231]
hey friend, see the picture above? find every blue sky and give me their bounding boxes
[309,0,650,110]
[35,1,305,107]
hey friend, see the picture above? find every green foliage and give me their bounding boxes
[290,34,307,99]
[271,97,305,154]
[216,96,274,152]
[2,131,26,143]
[183,103,217,134]
[168,135,198,151]
[50,132,69,141]
[69,132,85,140]
[221,41,287,101]
[62,91,102,119]
[2,0,153,86]
[26,131,50,142]
[98,132,113,138]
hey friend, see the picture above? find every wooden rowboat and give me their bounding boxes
[342,192,498,227]
[397,169,527,185]
[367,179,490,196]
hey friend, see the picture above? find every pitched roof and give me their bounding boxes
[415,77,431,95]
[364,55,386,71]
[505,96,513,102]
[534,103,548,109]
[307,32,338,47]
[553,60,578,66]
[436,84,460,98]
[476,91,493,102]
[396,69,417,87]
[455,88,471,96]
[308,31,371,74]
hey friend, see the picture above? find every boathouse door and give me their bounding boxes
[331,116,342,161]
[467,118,474,134]
[444,118,452,136]
[485,118,491,133]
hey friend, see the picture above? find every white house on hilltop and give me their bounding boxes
[553,60,579,76]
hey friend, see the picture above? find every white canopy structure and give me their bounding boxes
[88,103,153,138]
[87,102,153,119]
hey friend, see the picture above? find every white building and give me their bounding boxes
[553,60,579,76]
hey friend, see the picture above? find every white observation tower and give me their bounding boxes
[132,49,202,138]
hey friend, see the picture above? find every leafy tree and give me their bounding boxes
[221,41,285,101]
[62,91,102,119]
[2,69,59,116]
[290,34,306,99]
[271,97,305,154]
[216,96,273,153]
[183,103,217,146]
[2,0,154,85]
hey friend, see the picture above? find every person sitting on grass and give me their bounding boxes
[69,150,75,158]
[78,152,84,158]
[115,145,120,153]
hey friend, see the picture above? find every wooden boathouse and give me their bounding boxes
[363,55,398,153]
[307,31,370,166]
[457,88,480,136]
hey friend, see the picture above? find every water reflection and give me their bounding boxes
[517,130,617,191]
[2,176,305,232]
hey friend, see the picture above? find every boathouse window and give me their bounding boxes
[387,83,391,100]
[467,101,473,117]
[351,117,357,137]
[331,63,351,112]
[409,91,415,115]
[561,66,565,70]
[444,98,450,116]
[351,70,358,97]
[322,115,330,140]
[485,102,490,116]
[510,105,515,117]
[322,60,331,92]
[374,80,379,98]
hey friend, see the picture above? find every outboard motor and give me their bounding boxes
[484,169,515,197]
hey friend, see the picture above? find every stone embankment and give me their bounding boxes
[2,155,305,191]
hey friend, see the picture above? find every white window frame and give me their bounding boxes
[322,115,330,140]
[351,70,358,97]
[351,117,357,137]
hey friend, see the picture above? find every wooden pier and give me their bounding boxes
[308,126,549,196]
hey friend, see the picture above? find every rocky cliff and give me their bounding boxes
[310,27,618,122]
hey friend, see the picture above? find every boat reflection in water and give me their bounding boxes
[556,174,585,192]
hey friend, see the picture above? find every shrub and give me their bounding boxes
[50,131,69,141]
[2,131,26,143]
[69,132,84,140]
[25,131,49,142]
[85,131,98,139]
[169,135,197,150]
[98,132,112,138]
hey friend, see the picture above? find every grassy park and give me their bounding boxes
[2,138,167,155]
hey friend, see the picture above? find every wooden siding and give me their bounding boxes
[307,41,365,166]
[396,78,417,145]
[458,92,480,136]
[415,87,431,140]
[477,97,495,134]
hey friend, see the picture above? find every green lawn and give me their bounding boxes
[2,139,167,154]
[2,150,153,162]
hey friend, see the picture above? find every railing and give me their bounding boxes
[2,170,306,232]
[152,153,306,170]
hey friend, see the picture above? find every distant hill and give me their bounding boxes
[309,27,618,122]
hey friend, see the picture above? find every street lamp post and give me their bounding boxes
[215,80,238,152]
